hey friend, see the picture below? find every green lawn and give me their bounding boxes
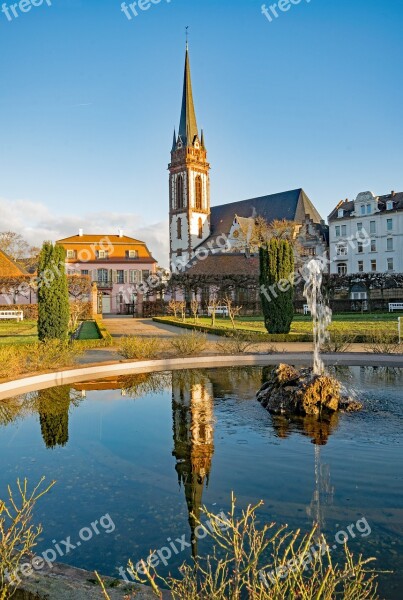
[77,320,102,340]
[157,313,399,339]
[0,320,38,345]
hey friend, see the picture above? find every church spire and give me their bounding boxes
[178,44,199,147]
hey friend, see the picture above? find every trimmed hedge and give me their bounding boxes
[152,317,313,343]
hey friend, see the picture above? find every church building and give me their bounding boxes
[169,45,328,307]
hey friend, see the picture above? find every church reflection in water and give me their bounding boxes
[171,371,215,557]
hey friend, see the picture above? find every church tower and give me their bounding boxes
[169,44,211,271]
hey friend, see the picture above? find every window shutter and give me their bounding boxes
[124,271,128,283]
[109,269,113,283]
[91,270,97,282]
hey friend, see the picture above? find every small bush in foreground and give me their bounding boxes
[365,332,402,355]
[0,347,26,380]
[169,331,207,356]
[118,336,162,360]
[216,331,257,355]
[322,333,356,353]
[97,494,379,600]
[27,340,83,372]
[0,478,55,600]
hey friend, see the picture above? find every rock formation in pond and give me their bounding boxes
[257,364,363,418]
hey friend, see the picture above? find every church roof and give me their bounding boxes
[210,188,322,237]
[183,253,259,277]
[178,45,199,146]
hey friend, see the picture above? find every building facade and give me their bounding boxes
[328,191,403,276]
[57,230,157,315]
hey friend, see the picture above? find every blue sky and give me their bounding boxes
[0,0,402,265]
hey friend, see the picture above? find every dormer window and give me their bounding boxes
[360,205,366,216]
[66,250,76,259]
[97,250,108,259]
[386,200,394,211]
[366,204,372,214]
[338,209,344,218]
[127,250,138,259]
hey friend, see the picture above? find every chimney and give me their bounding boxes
[391,190,396,197]
[345,198,349,203]
[79,228,84,237]
[118,229,124,238]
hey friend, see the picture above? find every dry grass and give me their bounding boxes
[365,332,402,355]
[216,331,257,355]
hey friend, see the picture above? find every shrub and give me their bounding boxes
[365,332,402,355]
[169,331,207,356]
[0,346,27,380]
[0,478,55,600]
[27,340,82,372]
[322,333,356,353]
[260,239,295,334]
[216,331,257,354]
[98,494,378,600]
[118,336,162,360]
[37,243,70,341]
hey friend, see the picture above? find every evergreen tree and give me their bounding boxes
[37,242,70,341]
[37,386,71,449]
[259,239,295,334]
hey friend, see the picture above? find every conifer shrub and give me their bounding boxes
[260,239,295,334]
[37,242,70,341]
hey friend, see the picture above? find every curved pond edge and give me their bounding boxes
[1,352,403,400]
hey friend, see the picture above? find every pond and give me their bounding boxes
[0,366,402,598]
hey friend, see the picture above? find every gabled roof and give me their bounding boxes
[210,189,322,236]
[0,249,28,277]
[183,253,259,277]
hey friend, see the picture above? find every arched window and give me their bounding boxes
[176,175,184,209]
[195,175,203,210]
[177,217,182,240]
[198,217,203,239]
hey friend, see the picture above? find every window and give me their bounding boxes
[351,291,367,300]
[336,244,347,256]
[341,225,347,236]
[387,258,394,271]
[142,270,150,282]
[338,263,347,276]
[357,242,363,253]
[97,250,108,259]
[195,175,203,210]
[338,209,344,218]
[81,270,89,276]
[387,237,393,251]
[366,204,371,214]
[177,217,182,240]
[371,260,377,272]
[127,250,138,259]
[358,261,364,272]
[116,270,124,284]
[129,270,140,284]
[386,200,393,211]
[370,221,376,234]
[335,226,341,237]
[177,249,182,257]
[360,205,366,216]
[98,269,109,283]
[387,218,393,231]
[357,222,363,232]
[66,250,76,259]
[198,217,203,239]
[176,175,184,209]
[370,239,376,252]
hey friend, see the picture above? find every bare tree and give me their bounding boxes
[223,295,242,329]
[0,231,40,273]
[208,285,221,327]
[190,297,199,324]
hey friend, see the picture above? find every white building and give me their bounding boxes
[328,191,403,277]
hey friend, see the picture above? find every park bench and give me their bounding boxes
[389,303,403,313]
[208,306,229,317]
[0,310,24,321]
[303,304,311,315]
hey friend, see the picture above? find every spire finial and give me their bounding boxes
[185,25,189,49]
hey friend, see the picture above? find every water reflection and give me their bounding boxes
[171,371,215,557]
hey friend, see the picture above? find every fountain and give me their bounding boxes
[257,258,362,416]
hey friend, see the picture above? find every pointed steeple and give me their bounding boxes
[178,44,199,147]
[200,129,205,149]
[172,128,177,151]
